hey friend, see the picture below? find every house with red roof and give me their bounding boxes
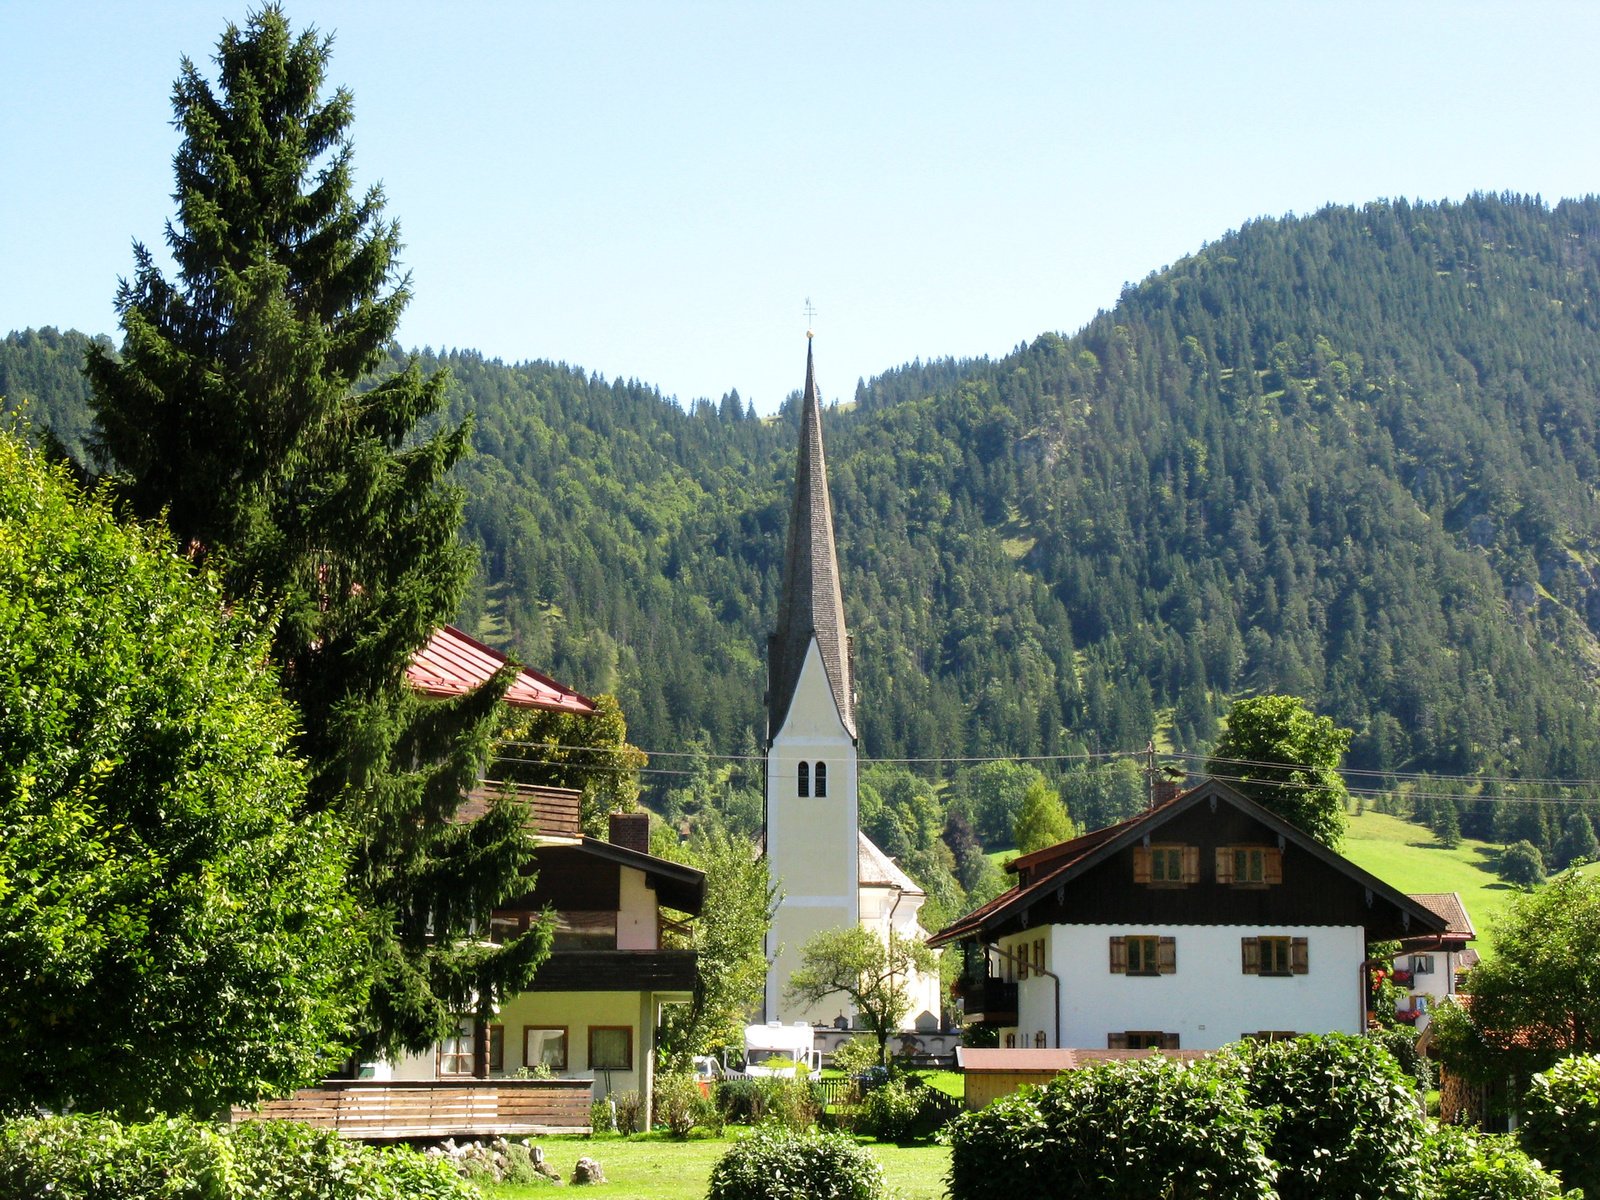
[929,777,1449,1053]
[387,628,706,1120]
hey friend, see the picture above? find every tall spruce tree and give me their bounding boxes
[85,6,548,1061]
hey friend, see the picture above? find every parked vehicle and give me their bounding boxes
[721,1021,821,1080]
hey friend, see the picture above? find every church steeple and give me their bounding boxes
[768,337,855,741]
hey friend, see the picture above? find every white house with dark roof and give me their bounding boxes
[763,338,941,1030]
[930,777,1449,1052]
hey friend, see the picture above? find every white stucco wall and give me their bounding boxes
[1001,924,1366,1052]
[766,638,859,1024]
[618,866,658,950]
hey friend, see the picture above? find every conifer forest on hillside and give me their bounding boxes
[11,193,1600,866]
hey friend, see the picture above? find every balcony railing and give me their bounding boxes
[954,976,1018,1024]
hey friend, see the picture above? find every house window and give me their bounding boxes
[1241,936,1308,976]
[1411,955,1435,975]
[524,1026,568,1072]
[1216,846,1283,887]
[1243,1030,1299,1043]
[1134,844,1198,886]
[437,1018,475,1076]
[798,762,810,798]
[589,1026,633,1071]
[814,762,827,797]
[553,911,617,950]
[1109,935,1176,976]
[488,1024,505,1074]
[1034,1031,1047,1048]
[1108,1031,1179,1050]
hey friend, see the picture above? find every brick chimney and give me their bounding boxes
[1151,777,1184,809]
[608,811,651,854]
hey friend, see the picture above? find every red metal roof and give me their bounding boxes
[407,625,594,714]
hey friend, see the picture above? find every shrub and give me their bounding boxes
[1520,1054,1600,1199]
[855,1077,950,1144]
[707,1126,885,1200]
[1424,1122,1570,1200]
[654,1072,701,1137]
[0,1115,476,1200]
[1367,1024,1432,1091]
[1214,1033,1426,1200]
[613,1090,644,1136]
[948,1056,1274,1200]
[716,1078,819,1130]
[829,1036,880,1075]
[589,1097,616,1134]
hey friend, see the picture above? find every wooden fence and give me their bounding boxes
[233,1078,593,1141]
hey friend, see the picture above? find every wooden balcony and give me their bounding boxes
[954,976,1018,1026]
[234,1078,593,1141]
[523,949,698,993]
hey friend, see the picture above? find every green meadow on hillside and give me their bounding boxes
[1338,809,1514,951]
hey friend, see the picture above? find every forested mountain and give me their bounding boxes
[11,195,1600,843]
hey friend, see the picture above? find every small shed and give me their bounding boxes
[956,1046,1211,1110]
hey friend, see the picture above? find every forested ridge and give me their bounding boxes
[12,194,1600,831]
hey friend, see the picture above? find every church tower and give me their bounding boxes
[764,336,861,1023]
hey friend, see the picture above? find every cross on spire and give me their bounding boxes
[803,297,817,336]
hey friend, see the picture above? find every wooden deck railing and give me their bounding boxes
[234,1078,593,1141]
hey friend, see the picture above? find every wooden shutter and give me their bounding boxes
[1264,847,1284,885]
[1241,937,1261,974]
[1132,846,1151,883]
[1291,937,1309,975]
[1157,936,1177,975]
[1109,936,1128,974]
[1161,1032,1180,1050]
[1215,848,1235,884]
[1108,1032,1129,1049]
[1017,947,1027,980]
[1182,846,1200,883]
[1033,939,1045,973]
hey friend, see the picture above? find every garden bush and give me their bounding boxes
[854,1077,950,1144]
[715,1078,819,1130]
[1520,1053,1600,1200]
[654,1071,701,1137]
[1214,1033,1428,1200]
[947,1055,1274,1200]
[707,1126,884,1200]
[0,1114,476,1200]
[1423,1122,1571,1200]
[828,1036,880,1076]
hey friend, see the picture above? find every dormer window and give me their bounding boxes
[814,762,827,797]
[798,762,810,798]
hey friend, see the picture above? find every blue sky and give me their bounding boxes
[4,2,1597,413]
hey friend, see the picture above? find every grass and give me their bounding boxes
[482,1131,949,1200]
[1338,808,1518,947]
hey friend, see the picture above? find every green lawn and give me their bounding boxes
[484,1132,949,1200]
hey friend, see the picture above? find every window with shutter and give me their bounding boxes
[1107,1032,1129,1049]
[1133,846,1152,883]
[1157,936,1177,975]
[1219,845,1281,887]
[1290,937,1309,975]
[1109,936,1128,974]
[1258,936,1294,976]
[1240,936,1261,974]
[1121,1031,1173,1050]
[1215,847,1235,884]
[1125,935,1162,976]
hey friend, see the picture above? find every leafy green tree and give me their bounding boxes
[1438,870,1600,1086]
[784,925,935,1068]
[658,819,777,1065]
[1012,779,1077,854]
[1499,839,1547,888]
[949,760,1049,847]
[498,693,645,837]
[83,7,542,1061]
[1208,695,1351,847]
[1554,810,1599,870]
[0,431,364,1116]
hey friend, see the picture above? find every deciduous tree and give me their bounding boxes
[0,431,364,1116]
[785,925,935,1068]
[1208,694,1350,847]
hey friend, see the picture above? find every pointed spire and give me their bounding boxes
[769,338,855,741]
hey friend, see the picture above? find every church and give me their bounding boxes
[762,336,943,1032]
